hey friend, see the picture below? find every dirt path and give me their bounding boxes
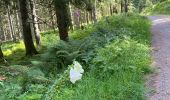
[148,15,170,100]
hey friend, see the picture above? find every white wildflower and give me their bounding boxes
[70,61,84,84]
[73,61,84,73]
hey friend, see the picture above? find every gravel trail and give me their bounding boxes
[148,15,170,100]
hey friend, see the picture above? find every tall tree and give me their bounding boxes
[124,0,128,12]
[29,0,42,48]
[121,0,124,13]
[18,0,38,55]
[7,5,16,41]
[53,0,96,41]
[0,15,6,41]
[54,0,70,41]
[91,0,97,23]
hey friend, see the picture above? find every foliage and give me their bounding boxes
[0,12,151,100]
[41,30,59,46]
[92,39,150,75]
[0,64,50,100]
[44,13,151,100]
[131,0,152,12]
[143,0,170,15]
[0,31,57,65]
[40,13,149,75]
[0,82,22,100]
[0,31,59,99]
[17,84,47,100]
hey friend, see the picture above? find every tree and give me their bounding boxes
[18,0,38,55]
[29,0,42,48]
[121,0,124,13]
[54,0,70,41]
[7,5,16,41]
[90,0,97,23]
[0,45,4,59]
[0,15,6,41]
[53,0,97,41]
[124,0,128,12]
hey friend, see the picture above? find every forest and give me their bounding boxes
[0,0,169,99]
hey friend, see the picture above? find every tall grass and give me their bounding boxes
[45,13,151,100]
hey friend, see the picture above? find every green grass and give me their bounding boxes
[143,0,170,15]
[0,30,57,65]
[69,40,150,100]
[45,13,151,100]
[0,13,151,100]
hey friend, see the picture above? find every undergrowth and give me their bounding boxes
[143,0,170,15]
[43,13,151,100]
[0,13,151,100]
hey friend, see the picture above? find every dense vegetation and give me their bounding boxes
[0,13,151,99]
[143,0,170,15]
[0,0,165,99]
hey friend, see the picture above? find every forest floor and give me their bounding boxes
[0,14,152,99]
[148,15,170,100]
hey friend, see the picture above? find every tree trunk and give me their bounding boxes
[0,15,6,41]
[124,0,128,13]
[4,25,8,40]
[49,6,56,31]
[16,0,23,39]
[110,3,113,15]
[86,11,89,24]
[29,0,42,48]
[54,1,70,41]
[0,46,4,59]
[92,0,97,23]
[68,3,74,30]
[18,0,38,56]
[14,6,22,40]
[121,0,124,13]
[7,6,16,41]
[0,26,6,41]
